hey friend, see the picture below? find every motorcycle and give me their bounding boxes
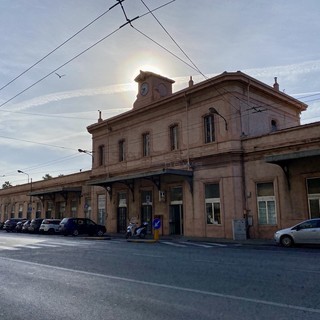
[126,221,148,239]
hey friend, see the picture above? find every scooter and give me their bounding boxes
[126,221,148,239]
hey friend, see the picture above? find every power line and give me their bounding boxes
[0,1,175,109]
[139,0,206,79]
[0,134,76,151]
[0,1,121,92]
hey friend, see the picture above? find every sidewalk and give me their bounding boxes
[107,233,275,246]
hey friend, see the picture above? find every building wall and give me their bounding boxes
[1,72,319,241]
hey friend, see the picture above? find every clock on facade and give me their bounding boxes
[140,82,149,96]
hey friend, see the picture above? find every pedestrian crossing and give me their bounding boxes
[0,237,241,252]
[0,239,92,252]
[160,241,233,248]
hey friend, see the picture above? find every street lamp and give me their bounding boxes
[209,107,228,131]
[78,149,93,157]
[17,170,32,217]
[17,170,29,183]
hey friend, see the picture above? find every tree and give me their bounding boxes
[42,174,53,180]
[2,181,12,189]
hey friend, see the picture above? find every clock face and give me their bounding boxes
[140,82,149,96]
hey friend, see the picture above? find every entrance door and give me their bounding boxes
[117,207,127,233]
[141,205,152,234]
[169,204,183,235]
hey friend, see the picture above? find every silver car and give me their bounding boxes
[274,218,320,247]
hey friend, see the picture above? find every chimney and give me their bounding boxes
[98,110,102,123]
[188,76,194,87]
[273,77,279,91]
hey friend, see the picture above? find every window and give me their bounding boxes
[142,132,150,157]
[271,120,277,132]
[98,194,106,225]
[119,139,126,162]
[170,124,179,150]
[84,198,91,219]
[204,115,215,143]
[71,200,77,218]
[205,184,221,225]
[307,178,320,218]
[257,182,277,225]
[98,145,105,166]
[18,204,23,218]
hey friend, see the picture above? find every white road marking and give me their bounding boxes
[0,245,19,251]
[179,241,215,248]
[161,241,187,247]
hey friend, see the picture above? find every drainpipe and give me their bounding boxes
[184,93,191,169]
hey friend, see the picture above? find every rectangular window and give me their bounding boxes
[204,115,215,143]
[84,198,92,219]
[18,204,23,218]
[170,125,179,150]
[98,194,106,225]
[98,145,105,166]
[257,182,277,225]
[119,139,126,162]
[307,178,320,218]
[205,184,221,225]
[142,133,150,157]
[71,200,77,218]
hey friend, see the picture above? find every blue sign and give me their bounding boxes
[152,218,161,230]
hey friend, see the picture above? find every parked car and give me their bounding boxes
[28,218,44,233]
[22,220,31,233]
[39,219,61,234]
[0,221,4,229]
[59,218,106,237]
[274,218,320,247]
[3,218,26,232]
[15,219,28,232]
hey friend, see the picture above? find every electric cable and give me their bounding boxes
[0,1,122,92]
[0,1,175,109]
[139,0,207,79]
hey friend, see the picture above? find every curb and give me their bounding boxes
[126,239,158,243]
[83,236,112,240]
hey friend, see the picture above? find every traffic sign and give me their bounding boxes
[152,218,161,230]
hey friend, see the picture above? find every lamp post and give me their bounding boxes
[209,107,228,131]
[17,170,32,218]
[17,170,29,183]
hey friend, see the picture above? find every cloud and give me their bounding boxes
[3,82,136,112]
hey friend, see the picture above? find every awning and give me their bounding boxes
[265,149,320,164]
[265,149,320,190]
[87,168,193,199]
[88,168,193,186]
[29,187,82,200]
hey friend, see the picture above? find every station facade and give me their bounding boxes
[1,70,319,240]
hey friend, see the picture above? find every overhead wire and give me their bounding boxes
[0,1,120,92]
[0,0,175,109]
[139,0,207,79]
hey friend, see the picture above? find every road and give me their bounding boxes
[0,232,320,320]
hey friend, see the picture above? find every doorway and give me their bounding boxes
[117,207,127,233]
[169,204,183,235]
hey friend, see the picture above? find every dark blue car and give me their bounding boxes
[59,218,106,237]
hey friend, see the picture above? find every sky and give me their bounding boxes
[1,0,320,186]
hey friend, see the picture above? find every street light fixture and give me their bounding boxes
[209,107,228,131]
[78,149,93,157]
[17,170,29,183]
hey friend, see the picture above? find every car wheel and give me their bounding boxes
[96,230,104,237]
[72,229,79,236]
[280,235,294,247]
[48,229,54,235]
